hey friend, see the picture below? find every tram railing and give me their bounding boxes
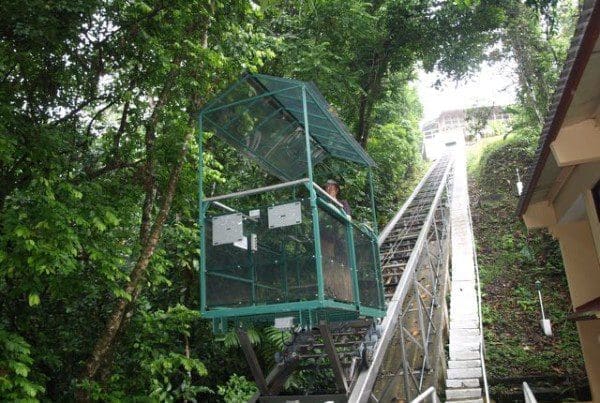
[350,156,454,402]
[201,177,385,330]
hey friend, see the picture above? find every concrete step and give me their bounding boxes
[450,320,479,329]
[448,359,481,369]
[449,342,480,356]
[450,299,478,307]
[451,305,477,313]
[449,329,480,337]
[450,335,481,346]
[446,388,482,400]
[450,298,478,306]
[447,367,483,379]
[450,291,477,302]
[451,274,477,282]
[446,399,483,403]
[450,288,477,296]
[449,349,480,360]
[450,305,478,314]
[446,378,480,388]
[450,315,478,322]
[450,314,479,322]
[450,298,478,305]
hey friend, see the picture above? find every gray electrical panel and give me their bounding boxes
[268,202,302,229]
[212,213,243,246]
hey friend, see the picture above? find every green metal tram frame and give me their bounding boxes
[198,74,385,332]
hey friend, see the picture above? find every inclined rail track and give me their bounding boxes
[350,154,453,402]
[249,156,454,402]
[379,158,451,302]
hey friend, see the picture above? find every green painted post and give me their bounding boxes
[281,242,289,302]
[198,113,207,313]
[347,224,360,309]
[366,169,385,309]
[373,238,385,309]
[249,240,256,305]
[368,167,379,236]
[302,85,324,303]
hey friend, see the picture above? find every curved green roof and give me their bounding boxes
[200,74,375,181]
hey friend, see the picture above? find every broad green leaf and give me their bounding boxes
[28,294,40,307]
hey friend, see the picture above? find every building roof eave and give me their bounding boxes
[517,0,600,217]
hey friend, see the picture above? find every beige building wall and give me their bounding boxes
[545,196,600,402]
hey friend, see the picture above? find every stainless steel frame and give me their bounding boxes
[204,178,309,202]
[409,386,441,403]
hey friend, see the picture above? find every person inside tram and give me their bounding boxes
[321,179,353,301]
[324,179,351,215]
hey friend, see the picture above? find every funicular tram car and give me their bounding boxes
[198,74,386,337]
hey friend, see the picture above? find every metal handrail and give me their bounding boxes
[465,184,491,402]
[523,382,538,403]
[350,156,454,402]
[378,162,437,245]
[410,386,441,403]
[203,178,309,202]
[313,182,346,211]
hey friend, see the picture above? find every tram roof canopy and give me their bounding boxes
[200,74,375,181]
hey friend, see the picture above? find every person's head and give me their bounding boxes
[324,179,340,199]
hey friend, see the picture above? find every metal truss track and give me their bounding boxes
[248,156,454,403]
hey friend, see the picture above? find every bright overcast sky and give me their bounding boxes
[414,60,518,126]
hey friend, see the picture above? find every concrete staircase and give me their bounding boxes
[446,144,485,402]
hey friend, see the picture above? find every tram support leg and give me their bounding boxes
[319,321,349,393]
[237,330,269,394]
[266,358,299,395]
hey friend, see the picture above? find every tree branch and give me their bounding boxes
[82,128,194,384]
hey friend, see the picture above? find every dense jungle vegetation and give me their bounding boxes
[0,0,585,400]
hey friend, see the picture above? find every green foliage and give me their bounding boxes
[498,0,577,126]
[263,0,507,144]
[368,121,422,223]
[218,374,258,403]
[1,0,273,399]
[465,106,494,140]
[0,327,44,401]
[0,0,521,400]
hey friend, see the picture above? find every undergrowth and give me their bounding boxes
[467,134,587,394]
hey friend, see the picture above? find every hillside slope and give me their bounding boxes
[467,135,589,401]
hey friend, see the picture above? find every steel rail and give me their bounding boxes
[378,162,438,246]
[350,156,453,402]
[523,382,538,403]
[203,178,309,202]
[409,386,441,403]
[466,184,491,402]
[313,182,346,211]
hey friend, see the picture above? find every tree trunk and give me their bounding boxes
[80,129,193,387]
[78,3,215,395]
[356,51,388,147]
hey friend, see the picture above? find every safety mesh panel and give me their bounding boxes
[205,199,317,309]
[319,208,353,303]
[202,79,327,181]
[201,74,375,182]
[354,226,383,309]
